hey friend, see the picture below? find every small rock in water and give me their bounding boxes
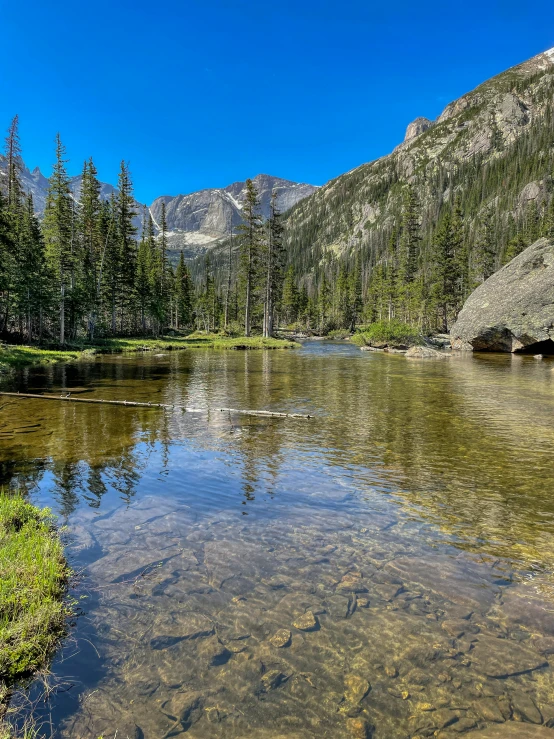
[269,629,292,648]
[533,354,544,359]
[346,717,372,738]
[473,697,508,723]
[293,610,318,631]
[510,690,543,724]
[470,635,547,677]
[344,674,371,704]
[260,669,286,692]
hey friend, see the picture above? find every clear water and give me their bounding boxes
[2,342,554,738]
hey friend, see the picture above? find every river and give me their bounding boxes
[2,341,554,738]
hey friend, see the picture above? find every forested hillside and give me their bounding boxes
[277,48,554,332]
[191,48,554,335]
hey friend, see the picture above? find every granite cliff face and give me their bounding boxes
[149,174,317,257]
[450,238,554,353]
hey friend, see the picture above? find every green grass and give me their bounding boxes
[0,494,70,729]
[0,333,297,371]
[352,319,424,348]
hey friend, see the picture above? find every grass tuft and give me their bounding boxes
[0,494,71,730]
[353,320,424,348]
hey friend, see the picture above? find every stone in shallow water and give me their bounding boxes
[510,691,543,724]
[470,636,547,678]
[293,611,318,631]
[269,629,292,648]
[465,723,554,737]
[344,674,371,704]
[500,588,554,637]
[473,697,509,723]
[149,613,214,649]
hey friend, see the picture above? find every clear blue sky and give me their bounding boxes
[2,0,554,204]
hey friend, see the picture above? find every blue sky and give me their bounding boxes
[2,0,554,204]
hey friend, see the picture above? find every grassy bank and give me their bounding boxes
[0,495,70,732]
[352,320,424,348]
[0,333,297,372]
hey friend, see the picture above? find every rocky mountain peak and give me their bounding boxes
[403,117,435,143]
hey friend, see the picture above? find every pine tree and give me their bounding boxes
[349,255,363,330]
[430,211,459,332]
[115,161,137,332]
[175,252,193,329]
[397,186,421,321]
[78,158,102,337]
[281,265,299,325]
[43,134,73,344]
[4,115,23,215]
[238,179,262,336]
[503,233,527,264]
[472,207,496,285]
[0,191,15,334]
[263,192,285,337]
[317,272,331,332]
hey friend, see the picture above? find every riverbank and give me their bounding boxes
[0,334,297,372]
[0,495,70,734]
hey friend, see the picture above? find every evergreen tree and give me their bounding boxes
[238,179,262,336]
[281,265,299,325]
[472,207,496,285]
[43,134,73,344]
[115,161,138,332]
[78,158,102,337]
[430,211,459,332]
[263,192,285,337]
[175,252,193,329]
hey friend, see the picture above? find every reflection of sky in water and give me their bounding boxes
[2,343,554,738]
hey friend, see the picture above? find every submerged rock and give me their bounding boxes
[405,346,450,359]
[292,611,318,631]
[470,635,547,677]
[450,237,554,353]
[466,723,554,737]
[269,629,292,648]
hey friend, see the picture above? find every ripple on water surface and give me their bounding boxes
[2,342,554,738]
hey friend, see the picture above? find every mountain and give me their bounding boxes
[0,156,118,214]
[0,160,316,258]
[282,47,554,278]
[149,174,317,258]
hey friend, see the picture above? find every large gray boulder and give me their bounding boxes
[450,237,554,353]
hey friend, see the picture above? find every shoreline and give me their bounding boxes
[0,334,298,372]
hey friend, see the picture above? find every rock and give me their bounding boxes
[197,636,231,666]
[269,629,292,648]
[292,611,318,631]
[344,675,371,704]
[403,116,435,143]
[450,238,554,353]
[405,346,450,359]
[150,613,214,649]
[466,723,554,737]
[442,619,474,638]
[500,589,554,637]
[470,635,547,677]
[532,637,554,655]
[260,669,287,692]
[511,691,543,724]
[474,697,509,723]
[346,717,372,738]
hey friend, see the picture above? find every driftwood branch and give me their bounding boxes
[0,392,312,419]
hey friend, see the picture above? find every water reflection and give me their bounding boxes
[2,343,554,738]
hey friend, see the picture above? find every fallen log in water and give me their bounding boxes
[0,391,312,419]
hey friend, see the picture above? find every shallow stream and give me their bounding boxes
[2,341,554,738]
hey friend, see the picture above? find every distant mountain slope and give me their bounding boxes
[0,160,316,259]
[149,174,317,258]
[283,47,554,275]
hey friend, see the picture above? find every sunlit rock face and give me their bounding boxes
[450,238,554,353]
